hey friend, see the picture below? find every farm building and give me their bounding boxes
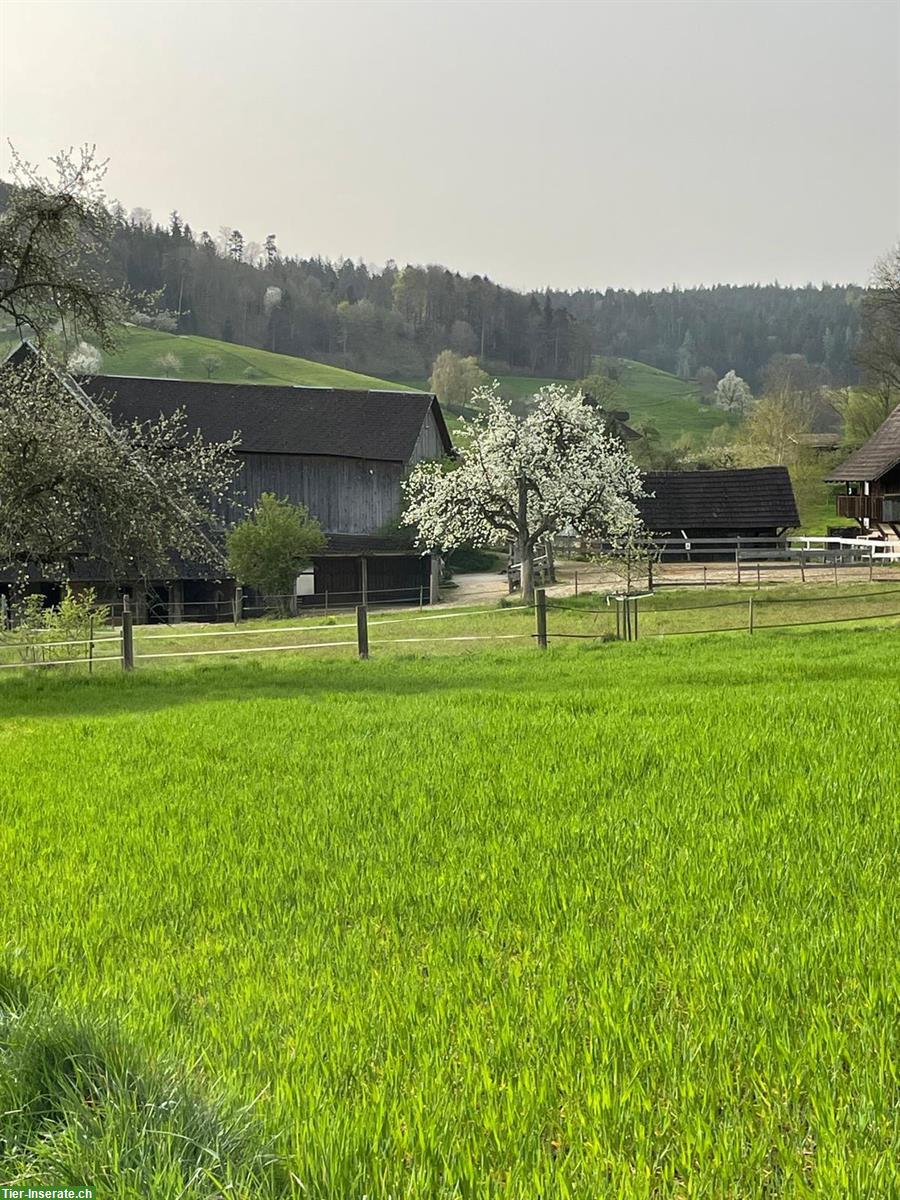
[637,467,800,545]
[1,343,452,617]
[825,405,900,541]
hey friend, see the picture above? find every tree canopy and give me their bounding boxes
[0,357,240,587]
[226,493,325,604]
[402,384,645,600]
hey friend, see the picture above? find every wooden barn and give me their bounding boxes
[638,467,800,549]
[825,405,900,541]
[2,343,452,615]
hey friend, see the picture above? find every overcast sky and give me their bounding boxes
[1,0,898,292]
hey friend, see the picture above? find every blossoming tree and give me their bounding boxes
[402,383,647,602]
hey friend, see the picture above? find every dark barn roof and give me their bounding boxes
[639,467,799,532]
[76,374,452,463]
[825,404,900,483]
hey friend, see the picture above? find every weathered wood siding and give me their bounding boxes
[410,407,444,464]
[230,453,406,534]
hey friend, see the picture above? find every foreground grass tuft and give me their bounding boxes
[0,972,287,1198]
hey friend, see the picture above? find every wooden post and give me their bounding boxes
[233,585,243,625]
[574,571,579,597]
[290,586,298,617]
[703,565,708,590]
[736,536,742,585]
[633,596,639,641]
[359,557,368,607]
[88,612,94,676]
[535,587,548,649]
[121,594,134,671]
[748,595,755,636]
[800,549,806,584]
[356,604,369,659]
[170,580,184,624]
[429,552,441,605]
[324,589,329,616]
[869,550,874,582]
[624,596,632,642]
[0,594,7,629]
[833,554,838,588]
[647,560,653,592]
[419,585,424,610]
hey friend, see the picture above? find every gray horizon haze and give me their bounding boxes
[1,0,898,293]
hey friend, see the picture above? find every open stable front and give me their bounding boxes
[310,553,431,607]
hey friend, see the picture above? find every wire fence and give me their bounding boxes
[2,580,900,676]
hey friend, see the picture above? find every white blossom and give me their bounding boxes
[403,382,647,599]
[67,341,102,375]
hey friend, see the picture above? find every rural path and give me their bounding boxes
[447,559,898,606]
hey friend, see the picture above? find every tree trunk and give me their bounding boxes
[516,477,535,603]
[519,543,534,604]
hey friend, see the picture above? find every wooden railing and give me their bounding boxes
[836,493,882,521]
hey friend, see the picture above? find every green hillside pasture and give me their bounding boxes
[0,619,898,1196]
[616,360,733,441]
[99,327,416,390]
[394,364,735,444]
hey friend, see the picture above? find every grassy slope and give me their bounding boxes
[0,621,898,1196]
[615,359,734,441]
[100,326,417,390]
[395,362,734,443]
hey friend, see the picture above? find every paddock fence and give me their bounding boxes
[3,581,900,675]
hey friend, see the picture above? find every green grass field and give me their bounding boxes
[615,360,734,441]
[97,327,415,391]
[395,362,734,445]
[1,613,898,1197]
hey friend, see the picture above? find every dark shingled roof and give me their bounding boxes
[76,374,452,463]
[639,467,799,531]
[824,404,900,482]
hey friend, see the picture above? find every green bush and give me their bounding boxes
[226,493,325,611]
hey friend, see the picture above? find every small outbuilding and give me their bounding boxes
[638,467,800,543]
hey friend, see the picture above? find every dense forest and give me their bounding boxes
[97,205,864,387]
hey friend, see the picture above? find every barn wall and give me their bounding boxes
[409,407,444,465]
[230,453,406,533]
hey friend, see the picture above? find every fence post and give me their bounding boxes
[233,585,243,625]
[647,560,653,592]
[88,612,94,676]
[356,604,369,660]
[800,549,806,584]
[574,570,579,597]
[633,596,639,641]
[535,587,548,649]
[869,550,874,582]
[121,595,134,671]
[0,594,7,630]
[419,585,424,610]
[624,595,632,642]
[735,536,742,585]
[703,564,708,590]
[833,555,838,588]
[748,595,754,636]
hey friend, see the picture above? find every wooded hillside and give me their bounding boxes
[1,180,863,388]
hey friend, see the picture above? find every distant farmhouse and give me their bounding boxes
[825,405,900,541]
[638,467,799,543]
[2,344,452,618]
